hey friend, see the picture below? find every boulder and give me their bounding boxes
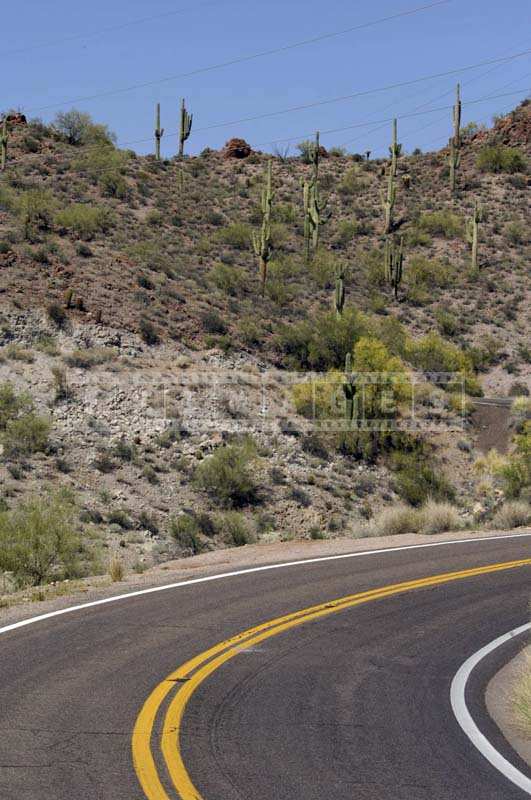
[223,138,252,159]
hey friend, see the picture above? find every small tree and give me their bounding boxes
[0,492,80,586]
[53,110,115,147]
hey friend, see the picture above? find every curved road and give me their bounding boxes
[1,534,530,800]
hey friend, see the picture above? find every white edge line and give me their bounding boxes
[1,531,530,638]
[451,622,531,796]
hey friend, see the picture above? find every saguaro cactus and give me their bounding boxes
[307,181,331,255]
[334,268,346,318]
[343,352,356,427]
[252,160,275,295]
[449,84,462,194]
[309,130,321,182]
[154,103,164,161]
[384,235,404,298]
[178,98,193,158]
[1,118,8,171]
[382,118,401,234]
[466,200,483,272]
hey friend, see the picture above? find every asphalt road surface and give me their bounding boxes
[1,534,530,800]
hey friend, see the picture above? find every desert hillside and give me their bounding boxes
[0,101,529,594]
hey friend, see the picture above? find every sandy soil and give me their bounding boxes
[486,644,531,768]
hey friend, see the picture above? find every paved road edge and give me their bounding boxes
[1,532,530,639]
[451,624,531,796]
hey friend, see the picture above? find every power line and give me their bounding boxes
[0,1,226,59]
[24,0,452,114]
[190,50,531,135]
[340,44,531,151]
[369,64,531,154]
[6,88,526,181]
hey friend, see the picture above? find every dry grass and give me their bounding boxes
[365,504,421,537]
[513,657,531,738]
[418,500,462,535]
[109,556,125,582]
[365,500,462,537]
[491,501,531,530]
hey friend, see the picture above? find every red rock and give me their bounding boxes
[222,138,252,159]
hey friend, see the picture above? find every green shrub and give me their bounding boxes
[391,451,455,507]
[210,263,245,296]
[169,513,204,554]
[3,413,51,458]
[139,318,160,345]
[408,256,453,289]
[216,223,252,250]
[107,509,134,529]
[216,511,253,546]
[63,347,116,369]
[406,333,481,395]
[55,204,113,239]
[194,443,259,508]
[0,383,50,457]
[418,211,463,238]
[279,308,370,370]
[334,220,359,246]
[337,166,370,196]
[0,491,80,586]
[308,249,345,289]
[73,141,129,197]
[434,309,460,337]
[476,146,527,174]
[0,383,33,429]
[201,309,227,335]
[18,189,56,234]
[505,222,528,245]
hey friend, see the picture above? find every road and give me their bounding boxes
[0,534,530,800]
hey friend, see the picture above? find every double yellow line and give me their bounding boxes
[131,558,531,800]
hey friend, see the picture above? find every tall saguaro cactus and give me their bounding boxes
[334,267,346,318]
[384,235,404,298]
[466,201,483,272]
[0,118,8,172]
[309,130,321,182]
[252,160,275,295]
[382,118,401,234]
[178,98,193,158]
[154,103,164,161]
[449,84,462,194]
[307,180,331,255]
[343,352,356,428]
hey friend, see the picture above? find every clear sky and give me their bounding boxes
[4,0,531,157]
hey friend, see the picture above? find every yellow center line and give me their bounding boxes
[132,558,531,800]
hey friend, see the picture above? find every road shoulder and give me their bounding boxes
[486,643,531,768]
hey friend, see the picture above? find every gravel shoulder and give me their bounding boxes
[486,643,531,768]
[1,527,528,628]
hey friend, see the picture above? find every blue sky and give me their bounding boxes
[4,0,531,157]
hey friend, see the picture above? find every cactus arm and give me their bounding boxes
[0,118,8,171]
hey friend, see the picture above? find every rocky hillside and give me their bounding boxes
[0,101,529,588]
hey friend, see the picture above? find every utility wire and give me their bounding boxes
[24,0,452,114]
[5,88,526,181]
[339,40,531,149]
[190,50,531,135]
[0,1,227,59]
